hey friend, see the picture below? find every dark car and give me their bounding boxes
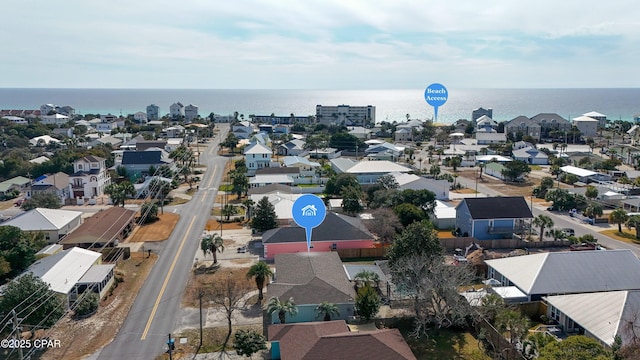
[237,245,248,253]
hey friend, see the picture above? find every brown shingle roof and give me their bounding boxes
[268,321,416,360]
[60,207,135,247]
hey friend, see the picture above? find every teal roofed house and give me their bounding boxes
[0,176,30,197]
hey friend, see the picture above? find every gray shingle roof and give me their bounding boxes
[262,212,372,244]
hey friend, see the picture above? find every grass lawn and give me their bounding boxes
[529,165,542,170]
[219,184,233,191]
[399,326,490,360]
[600,229,640,244]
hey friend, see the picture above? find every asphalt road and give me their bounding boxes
[96,124,230,359]
[454,172,640,258]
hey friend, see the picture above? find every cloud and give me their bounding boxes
[1,0,639,88]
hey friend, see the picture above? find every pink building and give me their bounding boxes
[262,212,375,260]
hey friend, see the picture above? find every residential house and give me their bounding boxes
[278,139,306,156]
[348,126,372,140]
[475,115,498,133]
[486,249,640,301]
[232,121,254,139]
[583,111,607,128]
[269,320,416,360]
[262,212,375,260]
[135,140,168,151]
[282,156,320,177]
[394,128,412,142]
[365,142,404,161]
[483,162,519,181]
[40,103,56,115]
[512,146,549,165]
[60,207,136,249]
[267,252,356,324]
[40,113,70,126]
[250,193,302,225]
[69,156,111,199]
[95,121,120,134]
[309,147,340,159]
[504,116,541,140]
[455,196,532,239]
[89,135,122,148]
[133,111,147,123]
[572,115,598,137]
[472,107,493,125]
[244,142,272,175]
[247,183,294,196]
[25,247,115,308]
[28,172,72,205]
[249,174,295,188]
[184,104,199,121]
[29,156,50,165]
[559,165,598,183]
[29,135,61,146]
[544,290,640,348]
[330,158,358,174]
[258,124,274,133]
[120,150,174,180]
[169,102,185,119]
[431,200,456,229]
[476,132,506,145]
[146,104,160,121]
[250,133,272,147]
[346,161,412,184]
[389,172,449,200]
[164,125,185,138]
[0,176,30,197]
[2,208,82,243]
[2,115,28,124]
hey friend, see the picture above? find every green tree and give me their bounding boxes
[449,156,461,171]
[231,170,249,199]
[0,226,41,278]
[538,335,609,360]
[0,273,65,327]
[221,133,239,154]
[200,234,224,264]
[501,160,531,181]
[533,215,554,241]
[242,198,255,220]
[246,262,273,301]
[251,196,278,232]
[585,185,599,200]
[325,173,359,196]
[495,308,530,345]
[387,220,442,266]
[583,203,603,219]
[266,297,298,324]
[393,203,425,227]
[20,192,62,210]
[222,204,239,221]
[355,285,380,321]
[354,270,380,289]
[74,291,100,318]
[315,301,340,321]
[105,181,135,207]
[341,185,363,215]
[376,174,399,190]
[610,208,629,233]
[626,215,640,239]
[233,329,267,358]
[329,132,362,151]
[429,164,441,177]
[139,201,159,224]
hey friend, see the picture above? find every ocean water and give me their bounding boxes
[1,88,639,124]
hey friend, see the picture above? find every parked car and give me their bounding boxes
[562,228,575,236]
[237,245,248,253]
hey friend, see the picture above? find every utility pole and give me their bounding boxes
[167,333,174,360]
[11,309,24,360]
[199,290,204,349]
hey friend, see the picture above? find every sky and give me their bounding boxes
[2,0,640,89]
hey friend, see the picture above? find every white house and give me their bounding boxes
[346,160,412,184]
[170,102,185,119]
[69,155,111,199]
[282,156,320,177]
[2,115,27,124]
[250,192,303,224]
[278,139,306,156]
[512,146,549,165]
[390,172,450,200]
[29,135,61,146]
[2,208,82,243]
[244,142,273,175]
[572,115,598,137]
[185,104,199,121]
[134,111,147,123]
[233,121,254,139]
[249,174,294,188]
[583,111,607,128]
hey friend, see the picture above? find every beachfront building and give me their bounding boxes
[185,104,199,121]
[315,104,375,127]
[583,111,607,128]
[572,116,598,137]
[472,107,493,126]
[504,113,570,141]
[170,102,185,119]
[146,104,160,121]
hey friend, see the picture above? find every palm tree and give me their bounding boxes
[246,262,273,301]
[221,204,238,221]
[315,301,340,321]
[200,234,224,264]
[626,215,640,239]
[545,228,567,241]
[242,198,255,220]
[354,270,380,289]
[610,208,629,233]
[532,215,554,241]
[266,297,298,324]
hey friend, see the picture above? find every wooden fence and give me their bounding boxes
[440,237,571,251]
[336,247,388,259]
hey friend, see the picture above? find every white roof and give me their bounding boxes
[450,132,465,137]
[346,161,411,174]
[476,155,512,162]
[244,142,272,155]
[486,250,640,296]
[27,247,101,295]
[364,139,384,145]
[29,155,50,164]
[572,115,598,122]
[545,291,640,346]
[283,156,320,168]
[250,192,301,219]
[583,111,606,117]
[560,165,597,177]
[249,174,294,184]
[389,172,421,186]
[3,208,82,231]
[29,135,61,146]
[491,286,528,300]
[433,200,456,219]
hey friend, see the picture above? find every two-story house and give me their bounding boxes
[244,142,272,175]
[28,172,72,205]
[68,156,111,199]
[455,196,533,239]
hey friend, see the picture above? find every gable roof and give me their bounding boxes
[3,208,82,231]
[247,183,293,195]
[26,247,101,294]
[60,207,136,246]
[121,150,167,165]
[283,156,320,167]
[269,252,356,304]
[459,196,532,220]
[262,212,372,244]
[244,142,271,155]
[330,158,357,173]
[486,249,640,296]
[544,290,640,346]
[346,161,411,174]
[269,320,416,360]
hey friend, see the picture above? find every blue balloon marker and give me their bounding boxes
[292,194,327,251]
[424,83,448,121]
